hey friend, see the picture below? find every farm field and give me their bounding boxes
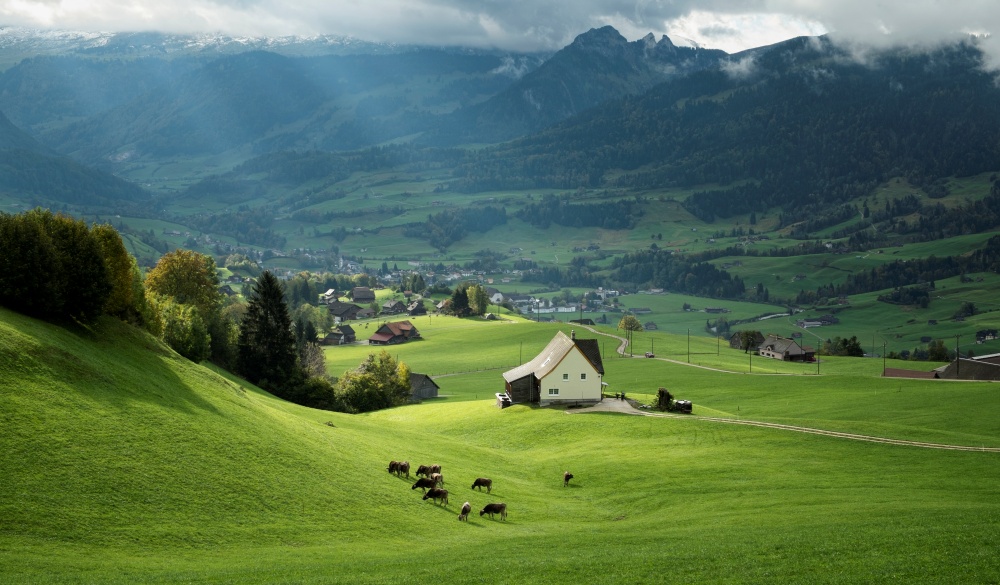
[3,307,1000,584]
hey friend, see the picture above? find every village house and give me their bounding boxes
[322,325,356,345]
[381,299,407,315]
[327,301,363,323]
[368,320,421,345]
[350,286,376,304]
[407,300,427,316]
[501,330,605,407]
[320,289,338,304]
[757,334,815,362]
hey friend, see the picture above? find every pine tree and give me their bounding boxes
[237,271,300,392]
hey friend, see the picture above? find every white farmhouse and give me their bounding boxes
[501,330,605,406]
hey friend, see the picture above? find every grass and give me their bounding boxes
[4,307,1000,583]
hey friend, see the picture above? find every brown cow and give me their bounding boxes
[411,477,437,493]
[479,502,507,520]
[387,460,399,474]
[458,501,471,521]
[397,461,410,479]
[430,472,444,486]
[416,464,441,477]
[423,488,449,506]
[563,471,574,487]
[471,477,492,493]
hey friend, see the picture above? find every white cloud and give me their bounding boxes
[0,0,997,60]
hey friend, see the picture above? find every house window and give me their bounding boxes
[548,388,559,396]
[581,373,587,380]
[562,373,569,381]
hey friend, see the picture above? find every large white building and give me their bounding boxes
[502,330,605,406]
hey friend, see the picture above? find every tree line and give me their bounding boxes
[0,209,413,414]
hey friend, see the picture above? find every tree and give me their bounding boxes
[237,270,300,392]
[450,283,471,317]
[618,314,643,357]
[145,249,222,320]
[334,350,412,413]
[156,298,211,362]
[467,283,490,316]
[92,223,150,326]
[927,339,951,362]
[0,209,113,323]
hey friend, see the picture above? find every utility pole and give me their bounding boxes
[956,334,961,377]
[687,329,690,363]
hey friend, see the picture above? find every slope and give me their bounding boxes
[2,307,1000,583]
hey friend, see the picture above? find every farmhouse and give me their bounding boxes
[328,301,363,323]
[368,320,421,345]
[381,299,407,315]
[350,287,376,304]
[322,325,356,345]
[501,330,605,406]
[757,334,814,362]
[407,300,427,316]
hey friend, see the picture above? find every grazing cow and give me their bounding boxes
[423,488,449,506]
[397,461,410,478]
[458,501,471,521]
[563,471,574,487]
[411,477,437,493]
[415,465,431,477]
[430,472,444,486]
[387,460,399,475]
[471,477,492,493]
[479,502,507,520]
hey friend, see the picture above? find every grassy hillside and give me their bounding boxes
[3,307,1000,583]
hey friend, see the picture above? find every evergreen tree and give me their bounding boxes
[237,271,300,392]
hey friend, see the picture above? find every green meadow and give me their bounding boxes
[3,306,1000,584]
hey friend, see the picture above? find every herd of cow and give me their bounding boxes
[387,460,511,521]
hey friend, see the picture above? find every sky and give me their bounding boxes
[0,0,997,58]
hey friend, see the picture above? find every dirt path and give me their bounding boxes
[567,400,1000,452]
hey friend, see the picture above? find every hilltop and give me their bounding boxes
[3,306,1000,582]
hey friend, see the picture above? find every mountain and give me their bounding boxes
[452,36,1000,225]
[422,26,727,145]
[0,109,148,205]
[18,48,542,165]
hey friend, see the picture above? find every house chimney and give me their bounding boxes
[571,329,575,340]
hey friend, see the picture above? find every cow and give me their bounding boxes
[387,460,399,475]
[430,472,444,486]
[563,471,574,487]
[416,464,441,478]
[458,501,471,521]
[479,502,507,520]
[411,477,437,493]
[423,488,449,506]
[471,477,492,493]
[397,461,410,478]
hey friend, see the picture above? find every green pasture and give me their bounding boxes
[4,307,1000,583]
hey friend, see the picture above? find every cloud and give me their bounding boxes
[0,0,997,61]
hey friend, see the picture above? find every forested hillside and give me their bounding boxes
[453,37,1000,226]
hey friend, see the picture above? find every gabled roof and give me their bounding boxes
[409,373,440,390]
[502,331,603,383]
[760,334,804,354]
[337,325,355,335]
[384,320,416,336]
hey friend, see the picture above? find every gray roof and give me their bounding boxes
[502,331,604,382]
